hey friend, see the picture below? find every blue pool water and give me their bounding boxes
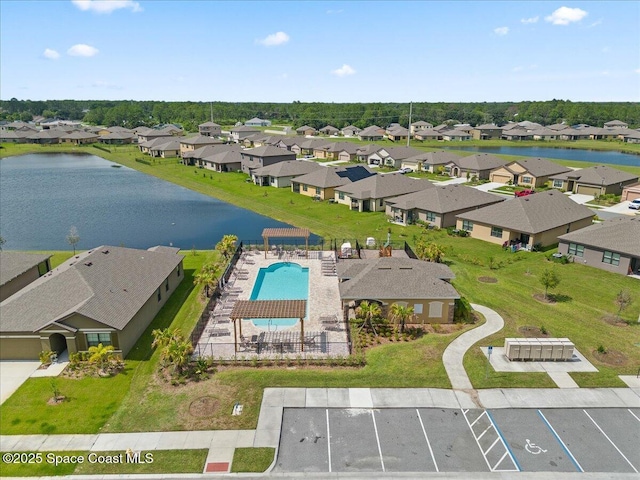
[250,262,309,329]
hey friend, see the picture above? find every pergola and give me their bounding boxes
[230,300,307,352]
[261,227,310,259]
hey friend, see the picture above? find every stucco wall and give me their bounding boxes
[558,241,632,275]
[0,265,41,302]
[378,298,456,324]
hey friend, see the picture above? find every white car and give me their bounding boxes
[629,199,640,210]
[398,167,413,174]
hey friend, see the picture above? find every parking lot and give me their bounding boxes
[274,407,640,474]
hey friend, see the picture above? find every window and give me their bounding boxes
[602,251,620,266]
[491,226,503,238]
[338,192,345,200]
[165,278,170,292]
[379,199,384,207]
[157,287,161,302]
[428,302,443,318]
[568,243,584,257]
[521,176,533,184]
[413,303,423,314]
[462,220,473,231]
[86,332,111,348]
[176,264,181,277]
[315,187,321,195]
[425,211,436,222]
[553,179,563,188]
[302,184,308,192]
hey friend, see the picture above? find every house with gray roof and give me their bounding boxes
[501,128,533,141]
[251,160,322,187]
[179,135,222,157]
[341,125,361,137]
[358,125,385,141]
[26,129,65,144]
[442,129,472,142]
[139,137,180,157]
[334,173,433,212]
[410,121,433,134]
[314,142,359,161]
[604,120,628,129]
[549,165,639,196]
[60,131,99,145]
[291,138,332,157]
[0,252,52,302]
[471,124,503,140]
[355,144,384,163]
[245,117,271,127]
[319,125,339,136]
[386,184,505,228]
[337,257,459,324]
[386,126,410,142]
[99,131,136,145]
[198,121,222,137]
[0,246,183,360]
[456,190,594,249]
[404,150,462,173]
[240,145,296,174]
[201,147,244,172]
[231,125,260,143]
[0,129,32,143]
[489,158,572,188]
[445,153,507,180]
[414,128,444,141]
[558,217,640,276]
[291,164,375,200]
[296,125,317,136]
[366,146,423,168]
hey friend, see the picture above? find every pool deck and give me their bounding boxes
[195,250,349,359]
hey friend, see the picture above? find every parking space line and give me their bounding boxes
[485,437,500,455]
[470,411,487,428]
[325,409,331,473]
[461,410,493,472]
[494,451,510,471]
[416,409,439,472]
[477,423,493,440]
[583,410,638,473]
[485,411,521,472]
[537,410,583,472]
[628,409,640,423]
[370,410,385,472]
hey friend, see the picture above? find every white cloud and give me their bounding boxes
[521,16,539,24]
[331,64,356,77]
[67,44,99,57]
[256,31,290,47]
[588,19,602,28]
[71,0,142,14]
[545,6,588,25]
[43,48,60,60]
[326,9,343,14]
[494,26,509,36]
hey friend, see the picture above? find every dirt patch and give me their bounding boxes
[518,326,550,338]
[602,315,629,327]
[478,276,498,283]
[533,293,556,304]
[189,396,220,417]
[47,396,66,406]
[593,349,628,366]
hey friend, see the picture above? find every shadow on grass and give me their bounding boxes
[550,293,572,303]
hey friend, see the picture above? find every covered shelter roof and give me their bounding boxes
[261,228,310,258]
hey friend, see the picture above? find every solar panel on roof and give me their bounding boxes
[337,166,375,182]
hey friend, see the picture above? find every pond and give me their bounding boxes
[443,146,640,167]
[0,154,320,251]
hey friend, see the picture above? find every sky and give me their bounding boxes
[1,0,639,103]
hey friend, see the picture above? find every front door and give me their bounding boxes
[520,233,530,246]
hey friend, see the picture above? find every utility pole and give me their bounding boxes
[406,101,413,147]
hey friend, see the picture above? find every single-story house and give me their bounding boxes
[558,217,640,276]
[358,125,385,141]
[319,125,339,136]
[442,129,472,142]
[386,126,410,142]
[366,146,423,168]
[291,164,375,200]
[341,125,361,137]
[137,126,183,143]
[620,130,640,144]
[99,131,136,145]
[291,138,331,157]
[558,129,590,141]
[314,142,359,161]
[501,128,533,141]
[489,158,572,188]
[0,252,52,302]
[386,184,505,227]
[549,165,639,196]
[355,144,384,163]
[240,145,296,174]
[621,182,640,201]
[273,136,306,151]
[59,131,99,145]
[410,150,463,173]
[245,117,271,127]
[456,190,594,249]
[530,128,559,141]
[470,124,502,140]
[604,120,628,129]
[337,257,459,324]
[26,129,65,144]
[414,129,444,141]
[445,153,507,180]
[252,160,322,187]
[198,121,222,137]
[0,130,32,143]
[149,139,181,158]
[0,246,183,360]
[231,125,259,143]
[179,135,222,157]
[335,173,433,212]
[296,125,317,136]
[139,136,173,154]
[201,148,244,172]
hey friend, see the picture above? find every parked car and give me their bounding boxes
[398,167,413,174]
[629,199,640,210]
[515,189,535,197]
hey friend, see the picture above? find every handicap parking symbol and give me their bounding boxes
[525,438,547,455]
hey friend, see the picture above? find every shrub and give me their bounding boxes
[597,344,607,354]
[39,350,55,365]
[454,297,473,323]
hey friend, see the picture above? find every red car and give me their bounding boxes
[515,189,535,197]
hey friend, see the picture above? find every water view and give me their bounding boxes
[443,146,640,167]
[0,154,319,251]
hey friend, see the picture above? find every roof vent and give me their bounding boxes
[102,249,109,254]
[84,262,93,267]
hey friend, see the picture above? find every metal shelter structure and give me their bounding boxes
[261,227,310,259]
[229,300,307,352]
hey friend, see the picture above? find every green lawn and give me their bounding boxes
[231,448,275,473]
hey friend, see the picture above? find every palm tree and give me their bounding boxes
[88,343,115,372]
[216,234,238,260]
[355,300,382,335]
[152,328,181,350]
[390,303,414,333]
[166,338,193,374]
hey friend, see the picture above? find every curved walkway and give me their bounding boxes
[442,303,504,390]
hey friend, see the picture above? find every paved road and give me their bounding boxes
[274,407,640,475]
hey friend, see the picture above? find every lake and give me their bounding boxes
[0,154,320,251]
[443,146,640,167]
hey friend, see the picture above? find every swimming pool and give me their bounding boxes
[249,262,309,329]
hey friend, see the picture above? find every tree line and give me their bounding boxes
[2,98,639,131]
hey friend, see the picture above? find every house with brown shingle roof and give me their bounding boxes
[334,173,433,212]
[179,135,223,157]
[410,121,433,134]
[414,128,444,141]
[456,190,594,249]
[0,252,52,302]
[296,125,317,136]
[471,124,503,140]
[386,184,505,228]
[251,160,322,188]
[319,125,339,136]
[366,146,423,168]
[445,153,507,180]
[60,131,99,145]
[240,145,296,174]
[489,158,572,188]
[231,125,259,143]
[558,217,640,276]
[201,148,244,172]
[341,125,361,137]
[198,121,222,137]
[358,125,385,141]
[549,165,639,196]
[314,142,359,161]
[604,120,628,129]
[406,150,463,173]
[291,164,375,200]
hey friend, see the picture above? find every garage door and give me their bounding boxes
[576,185,600,196]
[491,174,512,184]
[0,337,41,360]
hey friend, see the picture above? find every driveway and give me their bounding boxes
[432,177,467,186]
[472,181,505,192]
[600,200,640,216]
[566,193,594,205]
[0,360,41,404]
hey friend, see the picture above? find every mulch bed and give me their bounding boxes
[602,315,629,327]
[533,293,556,304]
[47,396,66,406]
[477,276,498,283]
[518,326,550,338]
[189,396,220,417]
[593,349,628,366]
